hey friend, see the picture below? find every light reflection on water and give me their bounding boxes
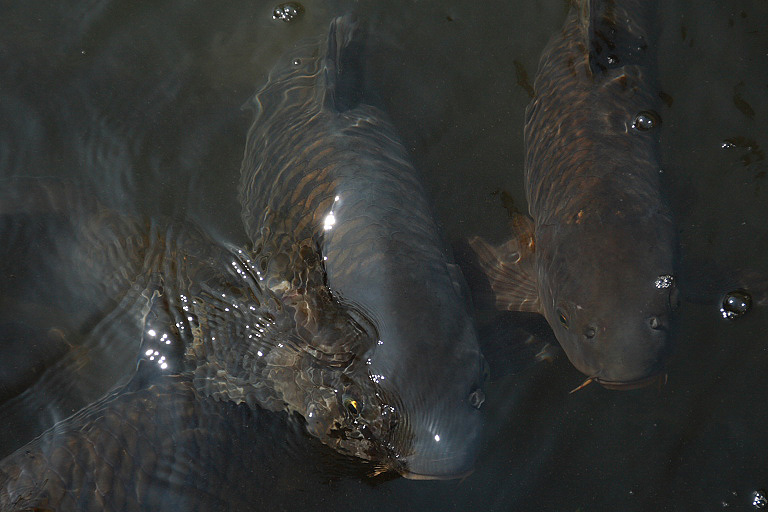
[0,0,767,510]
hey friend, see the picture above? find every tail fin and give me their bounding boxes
[245,14,366,132]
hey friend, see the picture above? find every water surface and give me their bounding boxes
[1,0,767,510]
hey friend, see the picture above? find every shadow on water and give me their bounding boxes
[1,0,767,510]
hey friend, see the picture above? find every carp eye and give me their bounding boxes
[557,309,569,329]
[584,327,596,339]
[343,397,360,416]
[468,388,485,409]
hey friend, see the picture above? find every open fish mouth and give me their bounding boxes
[571,373,668,392]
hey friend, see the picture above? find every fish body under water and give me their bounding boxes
[0,212,327,511]
[0,17,485,507]
[0,372,350,511]
[472,0,677,389]
[237,15,486,478]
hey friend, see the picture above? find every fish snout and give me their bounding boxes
[397,401,484,480]
[595,326,671,387]
[569,312,672,389]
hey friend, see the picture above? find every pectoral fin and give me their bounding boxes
[468,215,541,313]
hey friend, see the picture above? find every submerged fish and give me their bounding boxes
[0,211,316,510]
[237,15,486,478]
[471,0,677,389]
[0,18,486,506]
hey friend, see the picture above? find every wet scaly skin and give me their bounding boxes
[0,17,486,509]
[472,0,677,388]
[238,15,485,477]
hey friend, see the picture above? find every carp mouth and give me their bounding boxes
[398,468,475,481]
[571,373,668,392]
[597,372,668,390]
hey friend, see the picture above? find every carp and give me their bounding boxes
[471,0,676,390]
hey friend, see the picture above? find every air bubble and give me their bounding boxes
[272,2,303,22]
[752,490,767,508]
[632,111,659,131]
[720,290,752,320]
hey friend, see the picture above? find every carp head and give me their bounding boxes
[536,213,677,389]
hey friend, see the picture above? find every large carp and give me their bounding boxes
[238,15,486,478]
[0,16,486,509]
[471,0,677,389]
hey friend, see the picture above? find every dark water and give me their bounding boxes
[1,0,767,510]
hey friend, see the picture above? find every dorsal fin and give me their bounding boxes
[579,0,654,76]
[245,14,366,130]
[575,0,592,52]
[322,14,365,112]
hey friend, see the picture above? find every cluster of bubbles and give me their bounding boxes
[753,490,767,509]
[272,2,303,22]
[719,490,768,508]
